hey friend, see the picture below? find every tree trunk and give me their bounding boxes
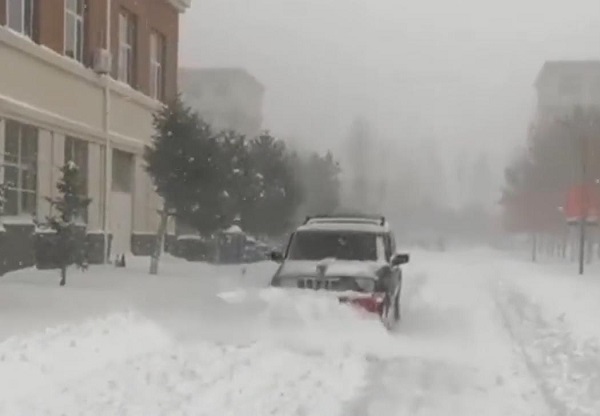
[60,266,66,286]
[586,232,593,264]
[150,209,169,275]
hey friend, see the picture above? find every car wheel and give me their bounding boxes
[381,293,398,330]
[393,292,401,322]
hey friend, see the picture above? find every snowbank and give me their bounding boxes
[0,249,569,415]
[0,312,171,412]
[0,310,366,415]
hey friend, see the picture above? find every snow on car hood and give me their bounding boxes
[277,259,386,280]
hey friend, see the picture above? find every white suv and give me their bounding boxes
[269,215,409,327]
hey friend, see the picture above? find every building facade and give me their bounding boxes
[179,67,265,137]
[0,0,190,271]
[535,60,600,122]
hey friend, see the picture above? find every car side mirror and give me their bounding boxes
[270,250,284,263]
[391,253,410,266]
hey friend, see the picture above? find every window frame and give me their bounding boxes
[64,0,85,63]
[149,30,165,100]
[6,0,34,38]
[117,9,136,86]
[3,120,38,217]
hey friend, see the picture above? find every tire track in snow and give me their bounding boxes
[342,354,502,416]
[493,278,600,416]
[493,281,563,416]
[340,257,550,416]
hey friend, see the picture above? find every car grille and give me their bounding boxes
[297,277,341,290]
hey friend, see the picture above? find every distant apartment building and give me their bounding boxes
[179,67,265,137]
[535,60,600,122]
[0,0,191,272]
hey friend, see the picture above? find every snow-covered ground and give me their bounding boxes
[0,250,598,415]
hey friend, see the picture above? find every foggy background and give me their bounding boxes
[179,0,600,220]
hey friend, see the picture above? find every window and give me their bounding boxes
[64,136,88,221]
[112,149,132,193]
[149,31,165,100]
[117,10,136,85]
[287,231,382,261]
[3,120,38,216]
[6,0,34,38]
[64,0,85,62]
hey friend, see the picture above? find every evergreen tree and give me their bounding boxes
[240,132,303,237]
[145,96,206,274]
[218,130,265,225]
[145,97,247,272]
[47,161,91,286]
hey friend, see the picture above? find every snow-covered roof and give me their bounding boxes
[305,217,385,226]
[177,235,204,241]
[296,221,390,234]
[223,225,244,234]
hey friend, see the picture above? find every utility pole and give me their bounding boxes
[102,0,112,265]
[578,130,587,275]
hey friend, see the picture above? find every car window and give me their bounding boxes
[376,236,387,261]
[287,231,381,261]
[383,234,393,260]
[283,233,295,258]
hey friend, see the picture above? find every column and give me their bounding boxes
[87,143,104,231]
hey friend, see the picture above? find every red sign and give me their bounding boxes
[565,184,600,222]
[502,190,565,233]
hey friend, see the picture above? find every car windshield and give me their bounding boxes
[286,231,383,261]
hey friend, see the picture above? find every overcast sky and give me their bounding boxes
[179,0,600,166]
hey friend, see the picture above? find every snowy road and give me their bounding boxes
[0,250,597,415]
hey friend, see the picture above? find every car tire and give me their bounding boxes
[381,292,399,330]
[380,294,392,329]
[393,292,401,322]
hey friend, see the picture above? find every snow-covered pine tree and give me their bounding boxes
[47,161,91,286]
[145,96,197,275]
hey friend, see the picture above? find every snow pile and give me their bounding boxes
[258,288,393,354]
[217,286,397,358]
[0,311,367,416]
[0,312,172,413]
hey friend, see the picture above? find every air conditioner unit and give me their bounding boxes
[93,48,112,75]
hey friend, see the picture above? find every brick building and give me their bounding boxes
[0,0,191,272]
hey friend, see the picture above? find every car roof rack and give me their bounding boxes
[304,214,386,226]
